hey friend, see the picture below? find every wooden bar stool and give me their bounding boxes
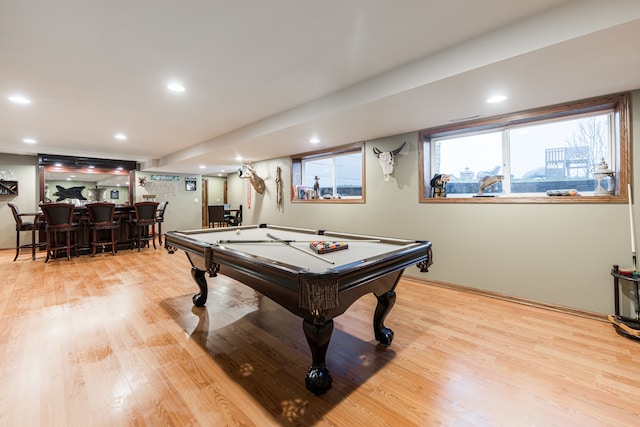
[41,203,79,262]
[86,202,119,256]
[155,201,168,246]
[8,203,44,261]
[129,202,158,251]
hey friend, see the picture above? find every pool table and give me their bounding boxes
[164,224,432,395]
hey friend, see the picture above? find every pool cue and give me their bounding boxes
[217,238,380,244]
[629,184,639,319]
[630,184,637,271]
[265,233,335,264]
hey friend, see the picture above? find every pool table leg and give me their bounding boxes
[374,290,396,346]
[302,319,333,395]
[191,267,208,307]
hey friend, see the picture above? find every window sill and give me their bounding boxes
[421,194,627,204]
[291,198,365,204]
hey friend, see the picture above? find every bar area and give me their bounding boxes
[33,154,157,258]
[69,204,140,251]
[5,153,217,262]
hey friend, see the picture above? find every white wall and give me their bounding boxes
[227,172,248,221]
[0,154,40,250]
[205,176,226,206]
[134,172,203,233]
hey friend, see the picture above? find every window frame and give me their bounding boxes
[418,93,630,204]
[290,142,366,203]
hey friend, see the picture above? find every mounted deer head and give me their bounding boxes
[238,163,266,194]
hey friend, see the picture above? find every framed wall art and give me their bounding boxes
[185,177,197,191]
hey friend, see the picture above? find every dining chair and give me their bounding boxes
[208,205,226,228]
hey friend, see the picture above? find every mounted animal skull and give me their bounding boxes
[373,142,406,181]
[238,163,266,194]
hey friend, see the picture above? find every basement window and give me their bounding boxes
[291,142,365,203]
[419,93,630,203]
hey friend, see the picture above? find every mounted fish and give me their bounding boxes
[476,175,504,196]
[373,142,406,181]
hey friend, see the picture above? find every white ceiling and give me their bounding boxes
[2,0,640,176]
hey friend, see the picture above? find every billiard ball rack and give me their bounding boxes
[310,240,349,254]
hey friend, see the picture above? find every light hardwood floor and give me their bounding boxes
[1,244,640,426]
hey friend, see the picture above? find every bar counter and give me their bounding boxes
[40,204,145,256]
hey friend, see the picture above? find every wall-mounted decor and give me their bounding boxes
[110,189,119,199]
[275,166,283,211]
[53,185,86,201]
[373,141,406,181]
[185,177,197,191]
[144,181,178,198]
[238,163,265,194]
[0,180,18,195]
[151,174,180,182]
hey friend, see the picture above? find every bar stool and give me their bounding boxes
[41,203,79,262]
[86,202,119,256]
[129,202,158,251]
[155,201,168,246]
[8,203,44,261]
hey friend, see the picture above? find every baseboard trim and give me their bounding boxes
[405,277,608,322]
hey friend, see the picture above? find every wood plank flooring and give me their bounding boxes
[1,245,640,426]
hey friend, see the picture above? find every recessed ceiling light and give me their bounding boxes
[310,137,320,144]
[22,138,37,144]
[487,95,507,103]
[167,83,185,92]
[199,165,206,169]
[114,133,127,140]
[8,95,31,104]
[235,156,243,162]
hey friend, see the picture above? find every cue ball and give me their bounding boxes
[235,229,241,235]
